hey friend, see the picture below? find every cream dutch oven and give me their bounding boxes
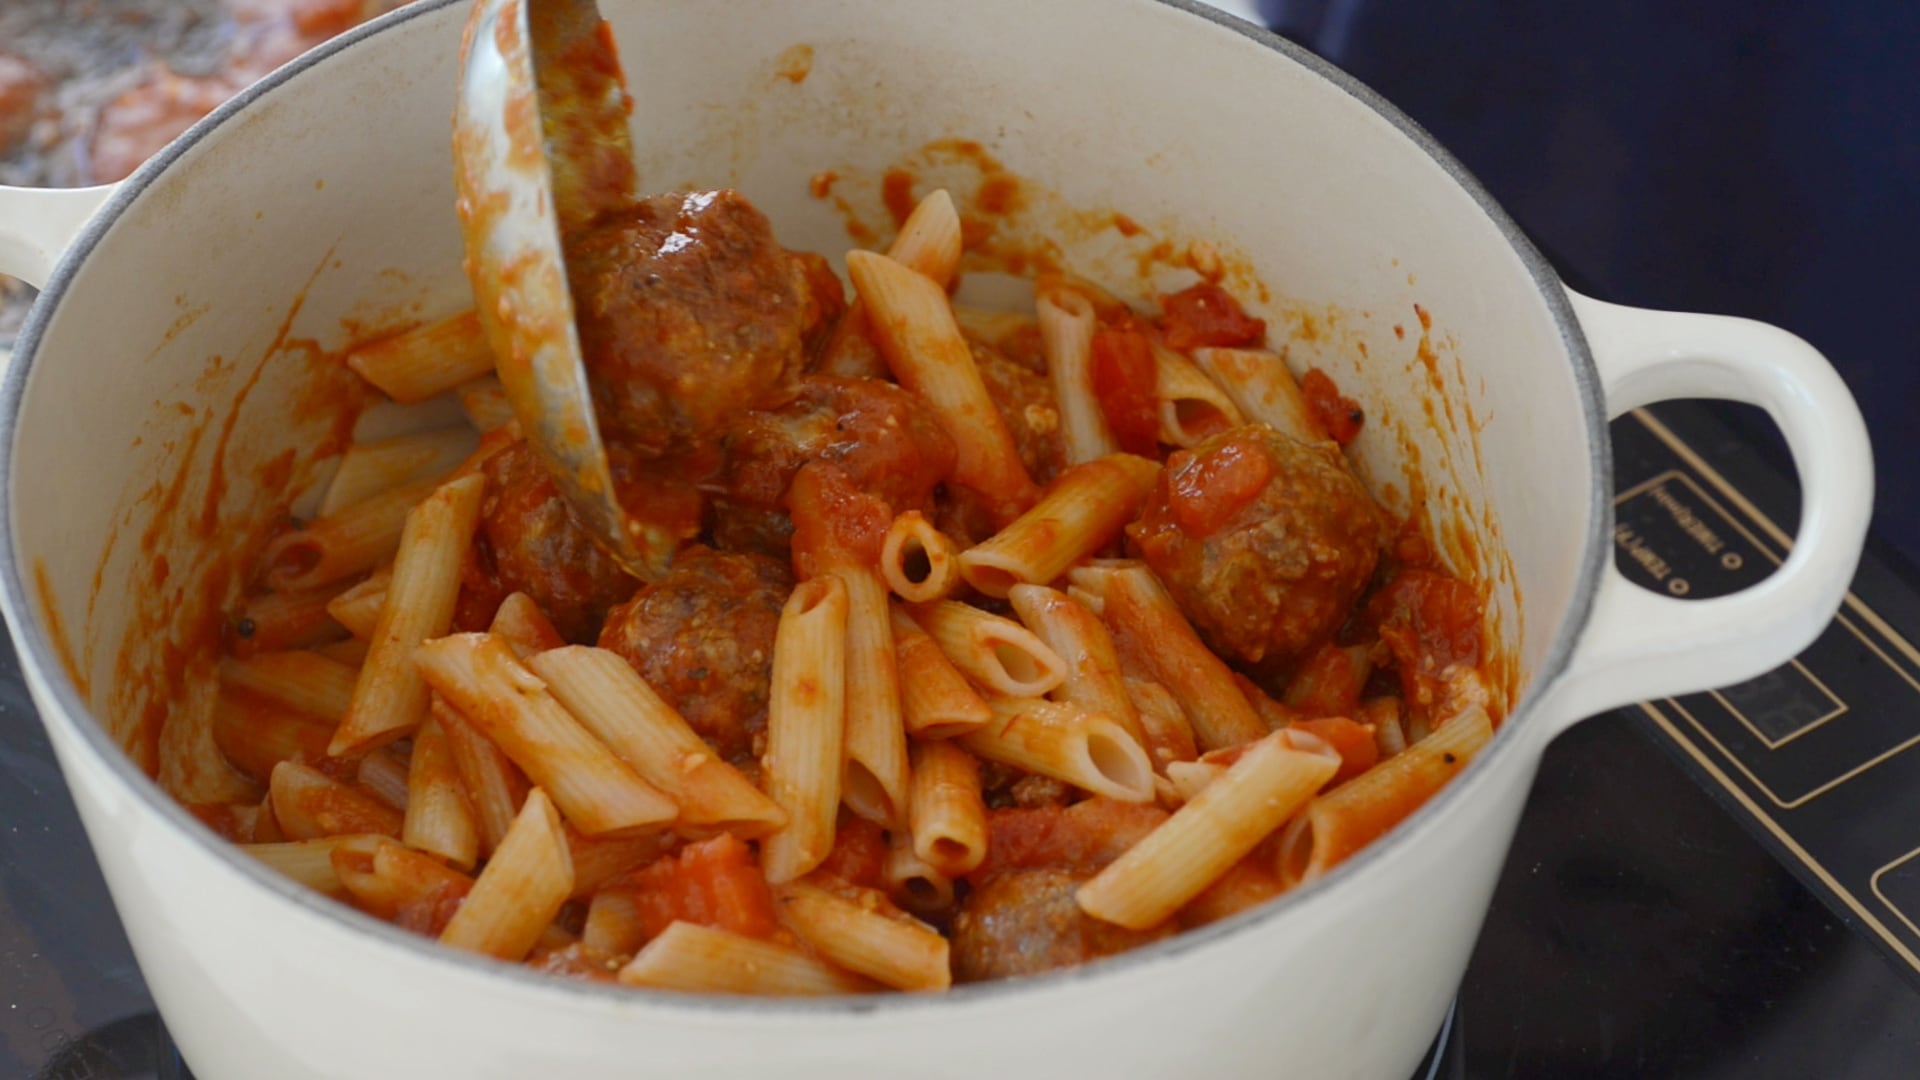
[0,1,1871,1076]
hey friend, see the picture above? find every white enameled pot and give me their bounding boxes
[0,1,1872,1077]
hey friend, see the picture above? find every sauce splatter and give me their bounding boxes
[774,43,815,85]
[881,169,918,229]
[33,559,87,703]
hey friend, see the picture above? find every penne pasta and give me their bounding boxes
[1152,343,1245,448]
[489,592,566,659]
[525,646,785,837]
[819,189,965,379]
[437,698,529,856]
[909,600,1067,698]
[785,467,908,826]
[1007,584,1146,747]
[1276,707,1493,887]
[952,304,1038,348]
[879,510,962,603]
[887,188,964,283]
[261,478,442,593]
[330,474,486,756]
[836,568,909,827]
[618,921,874,996]
[1360,697,1407,759]
[885,831,956,916]
[250,795,285,844]
[1191,346,1323,444]
[1122,677,1200,771]
[211,690,333,784]
[330,834,474,921]
[440,788,574,961]
[350,393,471,444]
[1062,558,1136,614]
[1077,728,1339,930]
[413,633,679,836]
[890,607,992,739]
[403,716,481,870]
[268,760,404,841]
[961,697,1155,803]
[454,374,515,432]
[235,585,351,652]
[581,887,647,957]
[218,650,358,724]
[958,454,1161,598]
[315,637,371,667]
[319,427,479,518]
[1163,758,1225,804]
[907,740,987,877]
[346,309,496,405]
[356,746,411,811]
[760,576,849,884]
[1037,287,1119,463]
[242,835,373,897]
[773,881,952,992]
[1102,566,1268,751]
[324,568,392,641]
[564,827,672,901]
[846,249,1038,524]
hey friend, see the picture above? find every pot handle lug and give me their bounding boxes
[0,184,118,290]
[1544,288,1873,725]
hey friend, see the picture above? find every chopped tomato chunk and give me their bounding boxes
[1368,569,1485,711]
[1165,436,1273,538]
[1301,368,1363,446]
[627,834,779,942]
[1089,329,1160,455]
[811,814,889,890]
[1282,641,1368,719]
[1159,282,1266,350]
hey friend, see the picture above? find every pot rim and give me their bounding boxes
[0,0,1608,1017]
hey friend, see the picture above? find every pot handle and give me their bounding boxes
[0,184,118,290]
[1543,288,1873,725]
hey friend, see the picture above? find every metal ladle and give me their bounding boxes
[453,0,675,581]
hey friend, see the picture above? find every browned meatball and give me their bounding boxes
[473,441,640,642]
[566,190,842,455]
[1128,425,1382,667]
[973,341,1067,486]
[952,868,1175,982]
[597,546,792,763]
[712,375,956,557]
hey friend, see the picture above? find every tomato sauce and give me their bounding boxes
[1163,436,1273,538]
[1159,282,1267,351]
[1088,329,1159,456]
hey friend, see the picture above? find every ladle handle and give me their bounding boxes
[0,185,118,290]
[1541,288,1873,728]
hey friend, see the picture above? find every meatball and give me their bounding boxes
[973,341,1066,486]
[952,868,1175,982]
[712,375,956,557]
[1128,425,1382,667]
[597,546,792,763]
[565,189,842,454]
[474,441,640,642]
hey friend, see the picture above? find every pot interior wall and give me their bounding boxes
[11,0,1593,803]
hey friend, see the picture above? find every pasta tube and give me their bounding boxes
[957,454,1161,598]
[1077,728,1339,929]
